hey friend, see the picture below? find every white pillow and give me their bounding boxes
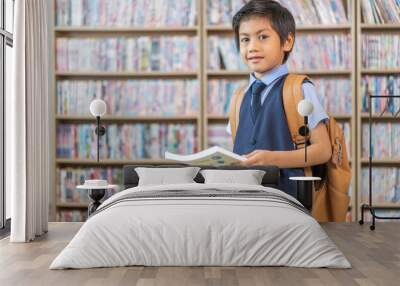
[200,169,266,185]
[135,167,200,186]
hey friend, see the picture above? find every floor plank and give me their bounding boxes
[0,222,399,286]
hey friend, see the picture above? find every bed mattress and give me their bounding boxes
[50,183,351,269]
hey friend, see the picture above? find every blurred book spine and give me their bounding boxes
[207,0,348,25]
[361,167,400,204]
[361,75,400,114]
[362,123,400,159]
[208,34,351,71]
[57,167,122,204]
[56,0,197,27]
[57,79,199,116]
[56,36,198,72]
[362,34,400,69]
[360,0,400,24]
[57,210,88,222]
[56,123,198,159]
[208,124,233,151]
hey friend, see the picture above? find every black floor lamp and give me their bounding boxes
[77,99,110,216]
[290,99,321,210]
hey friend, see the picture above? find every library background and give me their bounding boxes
[51,0,400,222]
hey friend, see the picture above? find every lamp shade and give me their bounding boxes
[297,99,314,117]
[90,99,107,117]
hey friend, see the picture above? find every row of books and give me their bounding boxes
[56,37,198,72]
[361,0,400,24]
[56,0,197,27]
[207,36,246,70]
[206,121,349,162]
[278,0,348,25]
[208,34,351,71]
[207,80,247,116]
[361,75,400,114]
[313,78,352,115]
[207,124,234,151]
[362,34,400,69]
[361,167,400,203]
[287,33,351,70]
[206,121,351,158]
[56,35,355,72]
[57,77,352,117]
[56,123,198,159]
[57,167,122,203]
[206,78,352,116]
[340,122,351,158]
[362,123,400,158]
[207,0,245,25]
[57,80,199,116]
[207,0,348,25]
[56,122,349,163]
[57,210,88,222]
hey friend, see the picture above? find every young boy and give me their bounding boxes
[228,0,332,197]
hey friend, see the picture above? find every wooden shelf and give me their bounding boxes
[296,24,352,31]
[206,24,351,32]
[361,159,400,165]
[207,115,228,121]
[57,202,88,209]
[361,69,400,75]
[56,115,199,122]
[332,114,352,120]
[56,71,199,78]
[55,159,177,165]
[207,70,351,77]
[356,3,400,222]
[361,113,400,120]
[207,114,352,121]
[361,24,400,30]
[207,70,249,77]
[55,26,199,33]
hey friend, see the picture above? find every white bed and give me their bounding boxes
[50,183,351,269]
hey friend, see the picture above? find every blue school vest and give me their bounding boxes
[233,75,304,198]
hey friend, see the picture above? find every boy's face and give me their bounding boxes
[238,16,294,78]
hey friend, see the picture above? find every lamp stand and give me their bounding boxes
[88,116,107,216]
[298,115,309,162]
[88,188,106,216]
[291,115,320,210]
[95,116,106,162]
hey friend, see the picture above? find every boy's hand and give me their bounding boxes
[241,150,274,166]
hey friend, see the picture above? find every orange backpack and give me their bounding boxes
[228,74,351,222]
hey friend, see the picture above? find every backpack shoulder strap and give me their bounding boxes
[229,84,247,142]
[283,74,313,177]
[282,74,310,147]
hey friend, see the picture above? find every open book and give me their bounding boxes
[165,146,245,166]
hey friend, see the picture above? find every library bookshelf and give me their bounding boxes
[356,1,400,219]
[50,0,204,221]
[50,0,387,222]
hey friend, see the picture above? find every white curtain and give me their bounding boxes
[10,0,49,242]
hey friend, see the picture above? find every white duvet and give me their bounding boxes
[50,183,351,269]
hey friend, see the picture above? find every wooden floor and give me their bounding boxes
[0,222,399,286]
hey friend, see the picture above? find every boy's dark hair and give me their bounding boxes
[232,0,296,63]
